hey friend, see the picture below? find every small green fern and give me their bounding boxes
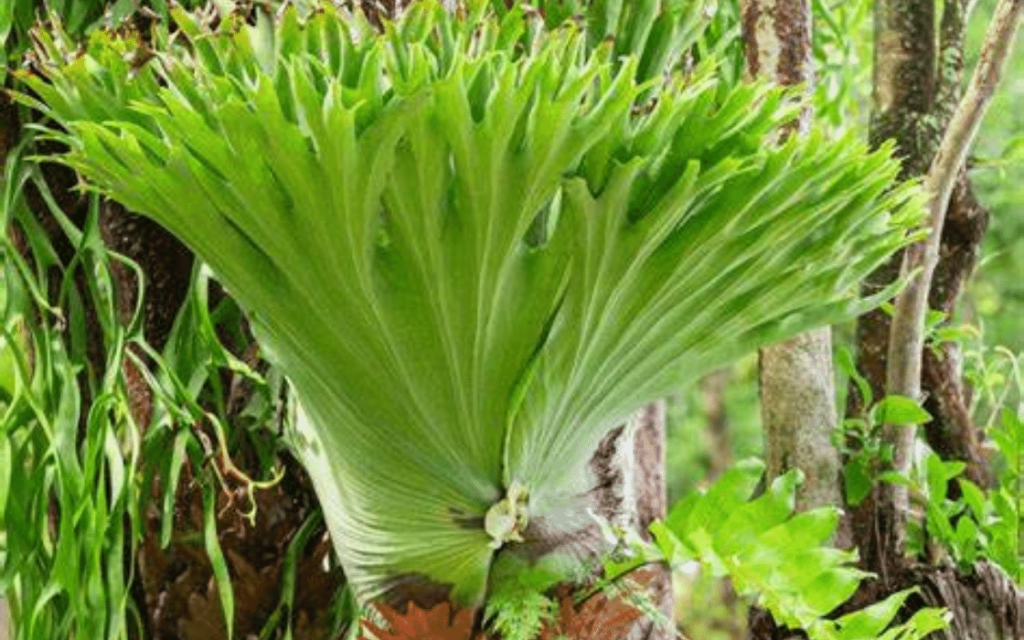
[484,588,555,640]
[483,559,560,640]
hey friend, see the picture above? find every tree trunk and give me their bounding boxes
[742,0,848,531]
[623,402,674,640]
[742,1,1023,638]
[848,0,1001,581]
[837,1,1024,639]
[701,369,732,481]
[742,5,853,637]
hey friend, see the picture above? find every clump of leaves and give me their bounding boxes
[645,460,951,640]
[485,588,555,640]
[481,557,652,640]
[898,418,1021,578]
[361,577,647,640]
[481,559,560,640]
[0,148,143,640]
[837,344,1022,581]
[23,0,923,610]
[834,344,925,508]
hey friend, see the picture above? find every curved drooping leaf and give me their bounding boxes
[22,0,923,606]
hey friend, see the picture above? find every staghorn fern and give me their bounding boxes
[22,0,923,609]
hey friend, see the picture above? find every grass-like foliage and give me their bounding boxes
[0,156,143,639]
[23,0,923,607]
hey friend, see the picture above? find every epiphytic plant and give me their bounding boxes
[23,0,921,613]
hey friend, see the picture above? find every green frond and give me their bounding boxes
[22,0,923,606]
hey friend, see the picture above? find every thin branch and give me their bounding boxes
[883,0,1023,527]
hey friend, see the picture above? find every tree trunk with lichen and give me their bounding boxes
[741,3,851,636]
[740,0,1023,638]
[845,0,1014,578]
[847,0,995,580]
[840,0,1023,638]
[741,0,849,528]
[595,402,674,640]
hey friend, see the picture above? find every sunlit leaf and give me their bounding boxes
[871,395,932,426]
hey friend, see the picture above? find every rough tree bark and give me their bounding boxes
[848,0,1009,582]
[741,4,851,638]
[883,0,1023,571]
[586,402,674,640]
[831,2,1024,639]
[626,402,674,640]
[921,0,996,496]
[738,1,1023,638]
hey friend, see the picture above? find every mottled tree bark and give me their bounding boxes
[759,333,847,521]
[884,0,1022,578]
[742,0,848,531]
[741,5,852,636]
[919,3,990,479]
[848,0,938,423]
[743,2,1023,638]
[848,0,941,577]
[626,401,673,640]
[915,561,1024,640]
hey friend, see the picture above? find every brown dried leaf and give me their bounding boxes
[360,601,484,640]
[178,578,229,640]
[538,590,643,640]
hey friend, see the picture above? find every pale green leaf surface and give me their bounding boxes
[835,588,917,638]
[872,395,932,426]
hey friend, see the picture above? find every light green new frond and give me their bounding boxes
[22,0,923,607]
